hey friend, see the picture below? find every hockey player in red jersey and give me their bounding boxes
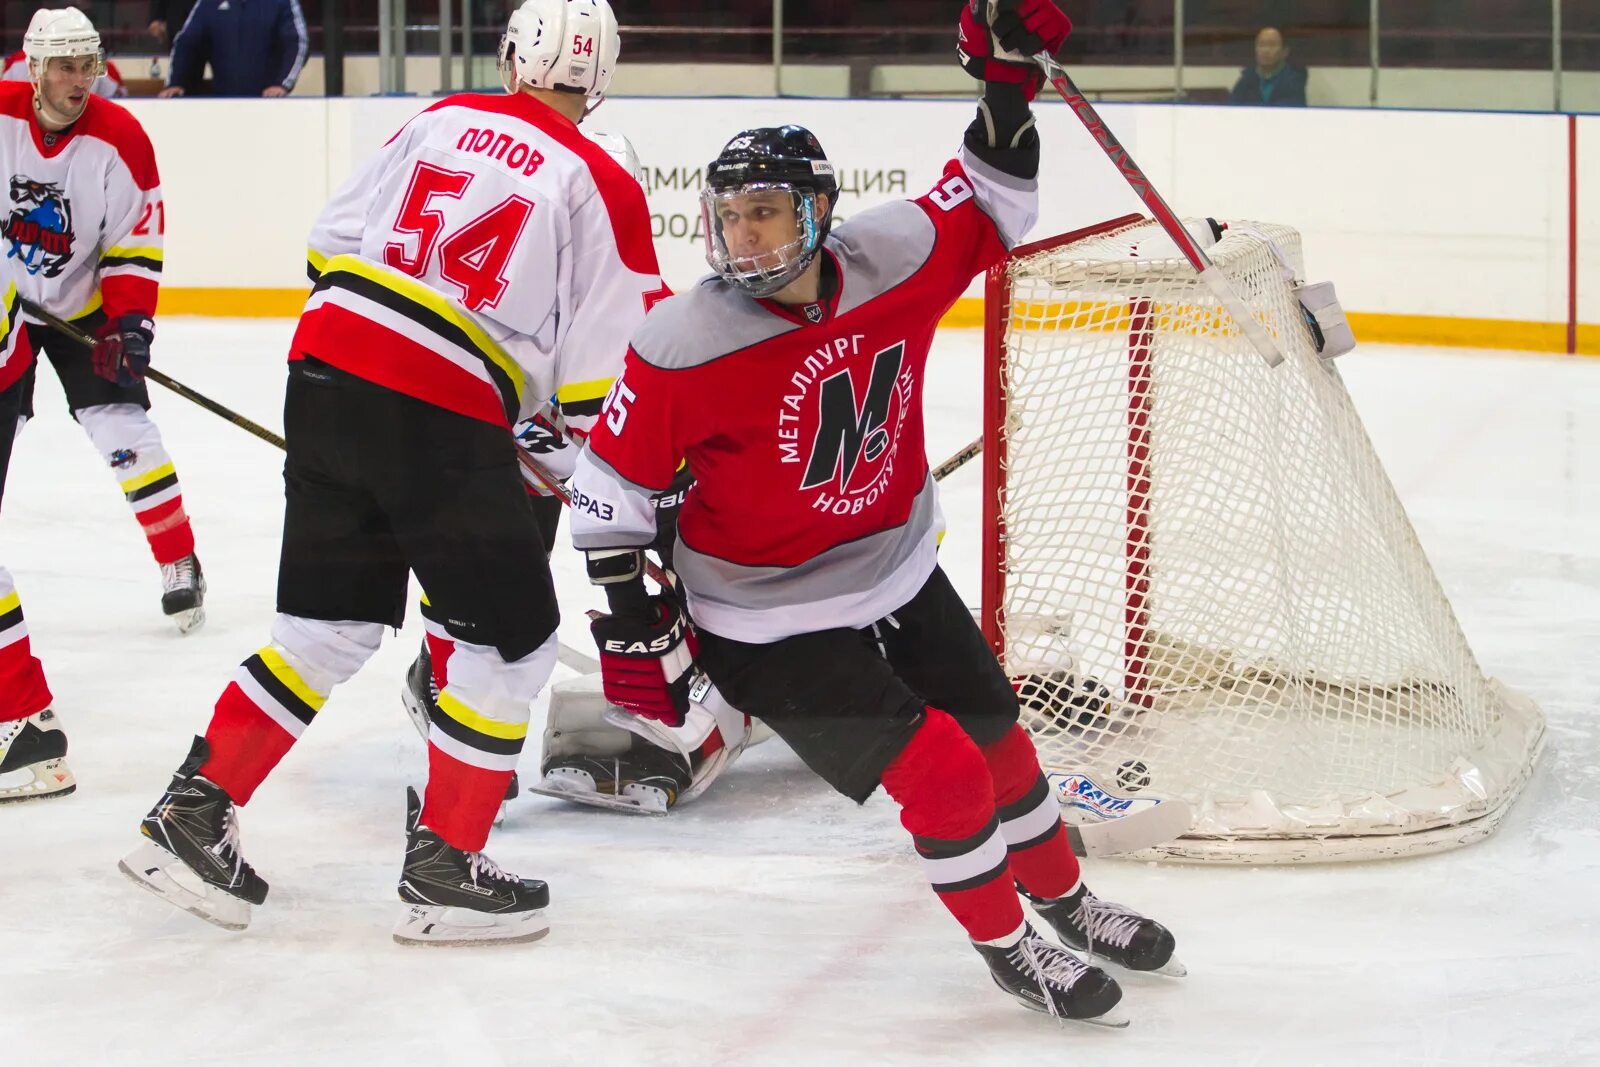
[0,8,205,635]
[121,0,664,944]
[568,0,1182,1023]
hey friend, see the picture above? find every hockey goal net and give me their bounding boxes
[983,214,1545,863]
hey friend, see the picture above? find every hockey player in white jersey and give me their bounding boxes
[386,123,758,818]
[0,277,72,805]
[0,8,205,634]
[396,125,681,816]
[121,0,665,944]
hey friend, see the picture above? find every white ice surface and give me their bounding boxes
[1,324,1597,1066]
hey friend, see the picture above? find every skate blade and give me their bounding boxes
[169,605,206,635]
[0,757,76,803]
[1015,995,1131,1029]
[119,840,252,931]
[527,780,668,816]
[393,903,550,947]
[1076,1005,1131,1029]
[1084,951,1188,980]
[400,688,431,743]
[1151,954,1187,978]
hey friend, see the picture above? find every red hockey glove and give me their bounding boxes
[590,595,699,727]
[92,314,154,387]
[958,0,1073,100]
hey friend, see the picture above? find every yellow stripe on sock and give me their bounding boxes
[0,591,19,615]
[256,646,328,712]
[119,462,177,493]
[437,690,527,741]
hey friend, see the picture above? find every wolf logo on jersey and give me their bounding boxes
[3,176,74,277]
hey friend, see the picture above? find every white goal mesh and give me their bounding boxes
[984,215,1545,862]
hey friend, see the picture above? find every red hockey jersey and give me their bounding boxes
[569,146,1037,642]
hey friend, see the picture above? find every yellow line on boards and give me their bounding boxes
[151,288,1600,357]
[156,288,310,317]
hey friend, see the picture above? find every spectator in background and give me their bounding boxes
[157,0,308,98]
[147,1,197,47]
[1229,26,1307,107]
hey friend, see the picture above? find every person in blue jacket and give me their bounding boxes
[1228,27,1307,107]
[158,0,307,98]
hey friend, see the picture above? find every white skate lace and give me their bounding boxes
[468,850,510,887]
[1073,892,1143,958]
[161,555,196,593]
[1016,934,1087,1021]
[211,805,247,883]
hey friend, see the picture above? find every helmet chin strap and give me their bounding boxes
[32,86,83,131]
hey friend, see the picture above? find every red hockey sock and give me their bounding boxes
[981,724,1081,899]
[125,476,195,564]
[881,707,1025,943]
[200,647,325,804]
[419,596,456,694]
[420,743,514,853]
[0,588,52,721]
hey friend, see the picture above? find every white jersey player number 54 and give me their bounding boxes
[385,161,534,312]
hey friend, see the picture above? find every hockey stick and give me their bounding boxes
[1032,53,1285,368]
[19,300,287,449]
[542,436,988,681]
[932,435,982,481]
[24,300,613,676]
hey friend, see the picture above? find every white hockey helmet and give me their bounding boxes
[23,6,105,77]
[583,130,644,183]
[498,0,620,104]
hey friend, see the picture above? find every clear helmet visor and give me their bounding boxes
[700,182,823,299]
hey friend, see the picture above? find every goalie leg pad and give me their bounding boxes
[535,674,746,813]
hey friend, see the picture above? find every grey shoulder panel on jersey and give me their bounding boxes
[631,276,792,371]
[830,200,936,317]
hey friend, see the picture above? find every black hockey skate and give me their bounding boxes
[120,736,267,931]
[1029,884,1184,976]
[532,738,691,816]
[160,552,206,634]
[1016,670,1116,733]
[393,786,549,946]
[401,642,519,823]
[401,642,438,742]
[974,924,1126,1025]
[0,708,75,803]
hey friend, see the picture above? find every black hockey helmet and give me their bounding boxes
[700,125,838,298]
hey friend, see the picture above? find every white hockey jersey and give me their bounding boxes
[1,51,126,99]
[295,92,665,431]
[0,81,163,342]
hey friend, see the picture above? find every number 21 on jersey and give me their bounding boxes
[384,161,533,312]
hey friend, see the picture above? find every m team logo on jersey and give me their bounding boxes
[3,176,75,278]
[777,334,913,516]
